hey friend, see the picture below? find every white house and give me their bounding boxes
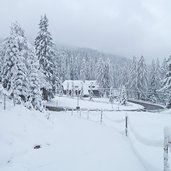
[62,80,100,97]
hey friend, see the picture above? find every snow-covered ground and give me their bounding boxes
[0,98,171,171]
[0,105,145,171]
[75,110,171,171]
[46,96,144,110]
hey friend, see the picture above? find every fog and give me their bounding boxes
[0,0,171,63]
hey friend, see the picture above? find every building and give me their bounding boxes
[62,80,100,97]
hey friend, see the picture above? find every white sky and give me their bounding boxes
[0,0,171,63]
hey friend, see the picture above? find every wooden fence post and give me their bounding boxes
[100,110,103,124]
[164,127,170,171]
[79,109,81,118]
[13,91,15,107]
[87,110,89,120]
[3,94,6,110]
[125,115,128,137]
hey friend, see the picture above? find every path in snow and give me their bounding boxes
[128,99,164,111]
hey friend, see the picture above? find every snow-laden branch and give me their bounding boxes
[0,84,13,96]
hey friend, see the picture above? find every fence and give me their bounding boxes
[70,109,171,171]
[0,91,11,110]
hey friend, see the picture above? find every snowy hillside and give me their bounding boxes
[0,104,145,171]
[0,99,171,171]
[54,44,130,65]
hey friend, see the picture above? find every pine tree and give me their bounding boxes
[25,44,43,111]
[71,82,75,98]
[1,22,27,104]
[137,56,148,100]
[160,55,171,108]
[113,64,120,88]
[147,60,158,102]
[127,56,148,100]
[119,85,127,105]
[96,58,104,95]
[155,58,162,89]
[80,82,84,99]
[66,82,70,97]
[96,58,110,96]
[109,87,114,103]
[35,14,55,100]
[148,58,163,103]
[80,58,86,81]
[59,80,63,96]
[161,58,167,80]
[89,82,93,101]
[1,22,43,110]
[0,39,7,81]
[127,57,137,88]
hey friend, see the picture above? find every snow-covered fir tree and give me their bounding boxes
[155,58,162,89]
[71,82,75,98]
[137,56,148,100]
[160,55,171,108]
[109,87,114,103]
[148,58,163,103]
[161,58,167,79]
[96,58,110,96]
[80,82,84,99]
[1,23,28,104]
[113,64,121,88]
[119,85,127,105]
[80,57,87,81]
[25,44,43,111]
[1,22,43,110]
[126,56,148,100]
[0,39,7,81]
[35,14,56,100]
[89,82,93,101]
[147,60,159,102]
[96,58,104,94]
[126,57,138,98]
[127,57,137,89]
[66,82,69,97]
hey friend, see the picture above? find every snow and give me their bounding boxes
[0,98,171,171]
[129,99,165,108]
[46,96,144,111]
[0,103,146,171]
[98,110,171,171]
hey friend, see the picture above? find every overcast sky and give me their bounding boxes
[0,0,171,63]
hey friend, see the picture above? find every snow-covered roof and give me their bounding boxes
[63,80,99,91]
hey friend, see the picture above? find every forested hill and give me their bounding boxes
[55,44,130,64]
[54,44,131,88]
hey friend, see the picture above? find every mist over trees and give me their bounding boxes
[0,14,171,110]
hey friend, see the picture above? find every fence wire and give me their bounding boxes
[70,109,170,171]
[128,119,163,147]
[103,113,125,124]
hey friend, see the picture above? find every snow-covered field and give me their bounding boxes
[0,98,171,171]
[75,110,171,171]
[46,96,144,111]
